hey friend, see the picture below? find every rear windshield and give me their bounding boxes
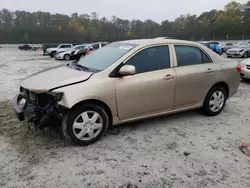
[77,43,137,71]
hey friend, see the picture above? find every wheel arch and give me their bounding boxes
[70,99,113,126]
[207,81,229,99]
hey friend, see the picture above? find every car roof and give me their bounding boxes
[116,38,199,46]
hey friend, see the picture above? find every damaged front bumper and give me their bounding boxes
[12,90,67,129]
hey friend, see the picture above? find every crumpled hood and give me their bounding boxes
[20,65,93,93]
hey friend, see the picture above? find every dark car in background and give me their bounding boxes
[72,41,110,61]
[18,44,33,51]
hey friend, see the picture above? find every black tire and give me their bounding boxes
[242,78,249,82]
[243,52,248,58]
[202,86,227,116]
[64,54,71,60]
[62,103,109,146]
[50,51,56,57]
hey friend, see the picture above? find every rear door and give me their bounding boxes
[173,45,221,109]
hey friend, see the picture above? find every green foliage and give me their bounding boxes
[0,1,250,43]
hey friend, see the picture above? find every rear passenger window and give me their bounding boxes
[175,45,211,66]
[202,52,211,63]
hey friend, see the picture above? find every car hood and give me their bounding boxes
[241,59,250,66]
[58,51,68,55]
[57,48,71,53]
[20,65,93,93]
[47,47,58,52]
[229,48,245,51]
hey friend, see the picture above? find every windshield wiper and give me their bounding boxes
[75,63,89,71]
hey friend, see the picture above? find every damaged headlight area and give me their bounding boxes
[13,87,67,129]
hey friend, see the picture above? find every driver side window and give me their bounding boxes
[125,45,170,74]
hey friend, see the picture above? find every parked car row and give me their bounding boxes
[44,41,110,61]
[198,41,223,55]
[197,41,250,59]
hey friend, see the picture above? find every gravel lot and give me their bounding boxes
[1,48,250,188]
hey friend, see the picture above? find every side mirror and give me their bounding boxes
[119,65,136,76]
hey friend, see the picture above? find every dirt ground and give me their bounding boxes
[1,48,250,188]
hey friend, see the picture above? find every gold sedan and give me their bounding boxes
[13,39,241,146]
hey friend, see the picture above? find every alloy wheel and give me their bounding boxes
[209,91,225,112]
[72,111,103,141]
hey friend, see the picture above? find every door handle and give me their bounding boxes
[163,74,175,80]
[206,68,214,73]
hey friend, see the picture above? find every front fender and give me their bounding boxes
[54,78,117,117]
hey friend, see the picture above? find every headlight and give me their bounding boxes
[239,49,244,52]
[18,98,27,109]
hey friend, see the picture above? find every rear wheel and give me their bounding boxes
[62,103,109,146]
[202,86,227,116]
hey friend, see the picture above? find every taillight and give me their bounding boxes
[236,65,241,72]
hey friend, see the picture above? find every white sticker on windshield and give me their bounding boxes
[119,45,133,50]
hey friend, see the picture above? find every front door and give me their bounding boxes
[115,45,176,120]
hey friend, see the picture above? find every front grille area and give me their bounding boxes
[246,65,250,70]
[20,87,54,107]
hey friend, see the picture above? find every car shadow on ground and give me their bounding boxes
[0,99,204,154]
[241,79,250,84]
[107,109,201,136]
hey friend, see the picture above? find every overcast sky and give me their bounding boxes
[0,0,247,22]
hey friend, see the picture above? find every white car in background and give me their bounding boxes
[239,58,250,80]
[226,43,250,58]
[46,44,73,57]
[55,44,89,60]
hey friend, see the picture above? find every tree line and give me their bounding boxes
[1,1,250,44]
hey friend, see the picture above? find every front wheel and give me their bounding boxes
[64,54,71,61]
[62,103,109,146]
[243,52,248,58]
[202,86,227,116]
[50,51,56,57]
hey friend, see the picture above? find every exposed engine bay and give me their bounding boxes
[13,87,67,129]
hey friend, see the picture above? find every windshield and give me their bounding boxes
[77,42,138,71]
[71,44,88,51]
